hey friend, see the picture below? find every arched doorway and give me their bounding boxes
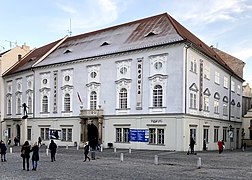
[87,123,98,150]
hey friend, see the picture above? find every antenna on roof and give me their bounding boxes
[67,18,72,36]
[0,45,5,52]
[216,42,219,49]
[5,40,17,48]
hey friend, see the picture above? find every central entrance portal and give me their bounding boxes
[87,123,98,150]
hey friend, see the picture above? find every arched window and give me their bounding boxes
[64,93,71,112]
[28,96,32,113]
[42,96,48,113]
[17,97,21,114]
[153,85,163,107]
[119,88,127,109]
[90,91,97,110]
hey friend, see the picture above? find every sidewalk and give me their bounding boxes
[1,146,251,180]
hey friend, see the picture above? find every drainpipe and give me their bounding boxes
[32,68,35,119]
[184,44,190,114]
[229,75,232,121]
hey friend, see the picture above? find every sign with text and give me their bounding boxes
[130,129,149,142]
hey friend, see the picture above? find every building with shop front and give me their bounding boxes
[2,13,244,151]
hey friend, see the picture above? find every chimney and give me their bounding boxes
[18,54,22,61]
[21,43,30,51]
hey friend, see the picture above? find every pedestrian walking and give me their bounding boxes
[49,140,57,162]
[38,137,42,147]
[0,140,7,162]
[217,140,223,154]
[21,141,31,171]
[30,142,39,171]
[83,142,90,162]
[189,137,196,154]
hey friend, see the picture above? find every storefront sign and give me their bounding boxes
[130,129,149,142]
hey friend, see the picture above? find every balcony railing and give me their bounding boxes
[80,108,103,118]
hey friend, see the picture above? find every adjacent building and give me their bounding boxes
[2,13,244,151]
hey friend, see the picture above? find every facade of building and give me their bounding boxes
[2,13,244,151]
[0,44,30,141]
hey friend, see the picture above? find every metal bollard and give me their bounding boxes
[100,146,103,152]
[154,155,158,165]
[129,147,131,154]
[197,157,201,169]
[46,148,49,156]
[66,145,68,149]
[120,153,124,162]
[77,146,79,150]
[10,147,13,154]
[91,151,95,160]
[114,147,116,152]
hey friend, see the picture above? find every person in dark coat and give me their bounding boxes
[189,137,196,154]
[38,137,42,147]
[21,141,31,171]
[49,140,57,162]
[0,141,7,162]
[30,142,39,170]
[83,141,90,162]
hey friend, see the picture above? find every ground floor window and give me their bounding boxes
[149,128,164,145]
[223,128,227,142]
[27,127,32,141]
[190,128,197,142]
[116,128,129,143]
[62,128,72,141]
[40,128,49,140]
[214,127,219,142]
[203,128,209,143]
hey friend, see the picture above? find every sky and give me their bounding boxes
[0,0,252,86]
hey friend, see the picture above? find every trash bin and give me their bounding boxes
[91,151,95,160]
[74,141,77,147]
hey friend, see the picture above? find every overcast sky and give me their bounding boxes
[1,0,252,85]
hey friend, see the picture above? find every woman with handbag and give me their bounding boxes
[21,141,31,171]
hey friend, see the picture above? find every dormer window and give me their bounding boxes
[100,42,110,46]
[64,49,72,54]
[145,30,158,37]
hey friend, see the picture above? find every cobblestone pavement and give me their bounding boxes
[0,145,252,180]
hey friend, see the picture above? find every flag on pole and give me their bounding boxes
[77,92,83,104]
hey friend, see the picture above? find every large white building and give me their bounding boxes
[2,13,243,151]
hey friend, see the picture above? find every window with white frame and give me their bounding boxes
[115,127,129,143]
[237,102,241,118]
[190,59,197,73]
[223,128,227,142]
[28,96,32,114]
[214,127,219,142]
[190,92,197,109]
[215,71,220,84]
[64,93,71,112]
[224,76,228,89]
[62,128,72,141]
[40,128,49,140]
[149,128,164,145]
[153,85,163,107]
[42,96,49,113]
[231,100,235,117]
[214,92,220,114]
[90,91,97,110]
[190,128,197,142]
[203,96,209,111]
[237,85,241,95]
[17,97,21,114]
[223,96,228,116]
[231,81,235,92]
[119,88,127,109]
[7,97,12,115]
[204,66,210,79]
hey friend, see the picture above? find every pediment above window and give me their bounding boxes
[60,85,74,90]
[115,78,132,84]
[203,88,211,96]
[25,89,34,94]
[148,74,168,80]
[223,96,228,103]
[39,87,51,92]
[6,93,12,97]
[15,91,22,95]
[189,83,198,92]
[231,99,235,105]
[86,82,101,87]
[214,92,220,99]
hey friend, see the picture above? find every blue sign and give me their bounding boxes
[130,129,148,142]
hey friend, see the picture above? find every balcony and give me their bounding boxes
[80,108,104,119]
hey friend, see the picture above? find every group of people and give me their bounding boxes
[21,139,58,171]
